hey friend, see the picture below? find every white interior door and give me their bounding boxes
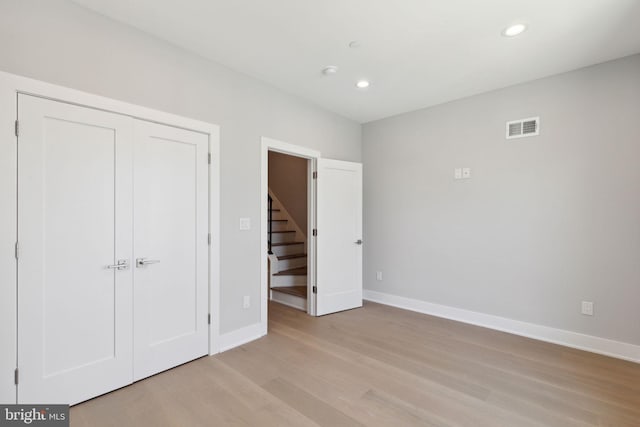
[133,120,209,381]
[17,95,133,405]
[315,158,363,316]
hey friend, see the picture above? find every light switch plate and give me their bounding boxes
[376,271,383,281]
[239,218,251,230]
[454,168,462,180]
[462,168,471,179]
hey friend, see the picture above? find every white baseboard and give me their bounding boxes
[364,289,640,364]
[218,322,267,353]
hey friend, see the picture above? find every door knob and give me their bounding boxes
[136,258,160,268]
[355,239,363,245]
[106,259,129,270]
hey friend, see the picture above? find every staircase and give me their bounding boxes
[268,192,307,311]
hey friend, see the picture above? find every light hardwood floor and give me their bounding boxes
[71,301,640,426]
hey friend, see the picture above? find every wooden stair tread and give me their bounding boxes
[274,267,307,276]
[271,241,304,246]
[271,219,288,222]
[277,253,306,260]
[272,230,295,234]
[271,286,307,298]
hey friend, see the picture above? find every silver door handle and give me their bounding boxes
[355,239,363,245]
[106,259,129,270]
[136,258,160,267]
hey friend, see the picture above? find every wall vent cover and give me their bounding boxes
[506,117,539,139]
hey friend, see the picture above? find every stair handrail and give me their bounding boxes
[268,195,273,254]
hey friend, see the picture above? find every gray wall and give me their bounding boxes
[363,54,640,345]
[268,152,308,234]
[0,0,361,334]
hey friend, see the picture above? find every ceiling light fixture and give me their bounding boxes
[322,65,338,75]
[503,23,527,37]
[356,80,370,89]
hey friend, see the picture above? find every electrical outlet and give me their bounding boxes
[581,301,594,316]
[243,296,251,309]
[239,218,251,230]
[376,271,383,281]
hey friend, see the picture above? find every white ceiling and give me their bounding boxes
[72,0,640,123]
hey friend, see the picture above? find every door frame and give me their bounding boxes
[0,71,221,403]
[260,137,320,326]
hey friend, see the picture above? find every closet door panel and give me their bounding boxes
[133,120,208,381]
[17,95,133,405]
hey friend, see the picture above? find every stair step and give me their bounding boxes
[270,219,290,232]
[271,286,307,299]
[275,252,307,270]
[271,242,304,257]
[274,267,307,276]
[269,209,281,212]
[271,241,304,246]
[270,230,297,244]
[277,253,306,260]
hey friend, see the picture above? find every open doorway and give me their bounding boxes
[260,137,320,325]
[260,137,363,328]
[267,151,309,311]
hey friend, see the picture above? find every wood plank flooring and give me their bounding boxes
[70,301,640,426]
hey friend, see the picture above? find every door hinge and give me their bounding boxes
[14,368,18,385]
[312,171,317,179]
[208,153,211,164]
[14,242,19,260]
[208,313,211,325]
[312,229,317,236]
[208,233,211,245]
[14,120,19,137]
[312,286,317,294]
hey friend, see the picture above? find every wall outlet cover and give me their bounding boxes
[239,218,251,230]
[581,301,594,316]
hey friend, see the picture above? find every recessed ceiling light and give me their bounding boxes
[322,66,338,75]
[503,23,527,37]
[356,80,370,89]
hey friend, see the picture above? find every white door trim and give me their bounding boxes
[208,127,221,355]
[260,137,320,329]
[0,70,221,403]
[0,75,18,404]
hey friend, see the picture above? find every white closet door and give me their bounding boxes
[17,95,133,405]
[315,159,363,316]
[133,120,209,381]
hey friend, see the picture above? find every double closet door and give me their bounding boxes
[17,95,209,405]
